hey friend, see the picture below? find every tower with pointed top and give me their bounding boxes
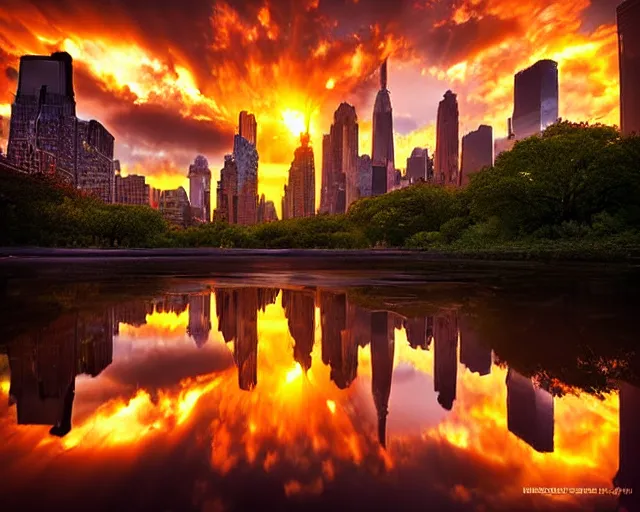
[371,58,395,196]
[435,90,459,186]
[282,131,315,219]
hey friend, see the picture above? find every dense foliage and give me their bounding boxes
[1,122,639,257]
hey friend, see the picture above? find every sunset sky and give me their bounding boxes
[0,0,622,214]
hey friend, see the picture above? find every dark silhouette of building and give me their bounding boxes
[371,59,395,195]
[188,155,212,223]
[404,316,430,350]
[434,90,459,186]
[512,60,559,140]
[257,288,279,312]
[215,288,238,343]
[506,368,554,452]
[370,311,395,448]
[357,154,373,199]
[159,187,192,227]
[215,155,238,223]
[187,294,212,348]
[257,193,278,223]
[406,147,432,184]
[234,288,259,391]
[7,309,114,437]
[458,315,491,376]
[433,311,458,411]
[319,134,333,214]
[346,298,371,350]
[282,132,315,219]
[460,125,493,187]
[233,133,259,225]
[613,381,640,511]
[618,0,640,135]
[113,301,153,333]
[115,174,151,206]
[371,165,387,196]
[282,290,315,371]
[156,294,189,315]
[320,291,358,389]
[323,103,359,213]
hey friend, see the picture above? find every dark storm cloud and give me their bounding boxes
[109,104,233,155]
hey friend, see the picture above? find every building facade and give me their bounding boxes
[188,155,211,223]
[357,154,373,199]
[115,174,150,205]
[282,132,315,219]
[233,134,258,225]
[460,125,493,186]
[371,59,395,195]
[406,147,430,184]
[75,119,115,202]
[159,187,191,227]
[618,0,640,135]
[238,111,257,146]
[434,90,459,186]
[257,194,278,223]
[215,155,238,223]
[512,60,559,140]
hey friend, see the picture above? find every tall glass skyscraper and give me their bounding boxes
[618,0,640,135]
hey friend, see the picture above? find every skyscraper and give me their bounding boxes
[187,294,212,348]
[613,382,640,511]
[115,174,150,205]
[159,187,191,227]
[506,368,554,452]
[325,102,359,212]
[8,52,115,200]
[458,315,491,376]
[434,90,459,186]
[238,110,257,146]
[319,134,332,214]
[406,147,429,184]
[357,155,373,198]
[512,60,559,140]
[460,125,493,187]
[370,311,395,448]
[282,290,315,371]
[320,291,354,389]
[233,134,258,225]
[188,155,211,223]
[618,0,640,135]
[257,193,278,223]
[215,155,238,223]
[282,132,315,219]
[434,311,458,411]
[371,58,395,195]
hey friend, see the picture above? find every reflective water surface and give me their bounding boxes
[0,266,639,512]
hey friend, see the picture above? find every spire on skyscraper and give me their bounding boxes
[380,58,388,90]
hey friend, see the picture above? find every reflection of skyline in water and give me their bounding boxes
[0,286,634,510]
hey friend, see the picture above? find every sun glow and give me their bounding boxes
[281,109,308,138]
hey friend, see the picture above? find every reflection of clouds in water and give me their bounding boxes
[388,363,445,437]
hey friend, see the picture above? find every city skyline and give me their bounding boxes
[0,0,624,217]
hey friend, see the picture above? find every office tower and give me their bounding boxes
[458,315,491,376]
[346,297,371,349]
[257,288,279,312]
[357,155,373,198]
[233,135,259,225]
[257,193,278,223]
[148,187,161,209]
[8,52,115,200]
[460,125,493,186]
[512,60,559,140]
[215,155,238,223]
[370,311,395,448]
[238,110,257,146]
[234,288,259,391]
[282,290,315,371]
[406,148,429,184]
[282,132,315,219]
[115,174,150,205]
[114,301,153,329]
[506,368,554,452]
[371,58,395,195]
[159,187,191,227]
[324,102,359,212]
[618,0,640,135]
[188,155,211,223]
[434,90,459,186]
[187,294,212,348]
[434,311,458,411]
[8,52,76,181]
[404,316,429,350]
[319,134,331,214]
[614,382,640,511]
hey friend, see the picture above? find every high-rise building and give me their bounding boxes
[371,59,395,195]
[506,368,554,452]
[458,315,491,376]
[613,382,640,511]
[512,60,559,140]
[159,187,191,227]
[188,155,211,223]
[115,174,150,205]
[618,0,640,135]
[434,311,458,411]
[357,155,373,198]
[324,102,359,213]
[215,155,238,223]
[406,147,430,184]
[233,134,258,225]
[234,288,259,391]
[238,110,257,146]
[319,134,332,214]
[282,132,315,219]
[434,90,459,186]
[283,290,315,371]
[404,316,430,350]
[460,125,493,187]
[319,291,354,388]
[8,52,115,199]
[187,294,212,348]
[257,193,278,223]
